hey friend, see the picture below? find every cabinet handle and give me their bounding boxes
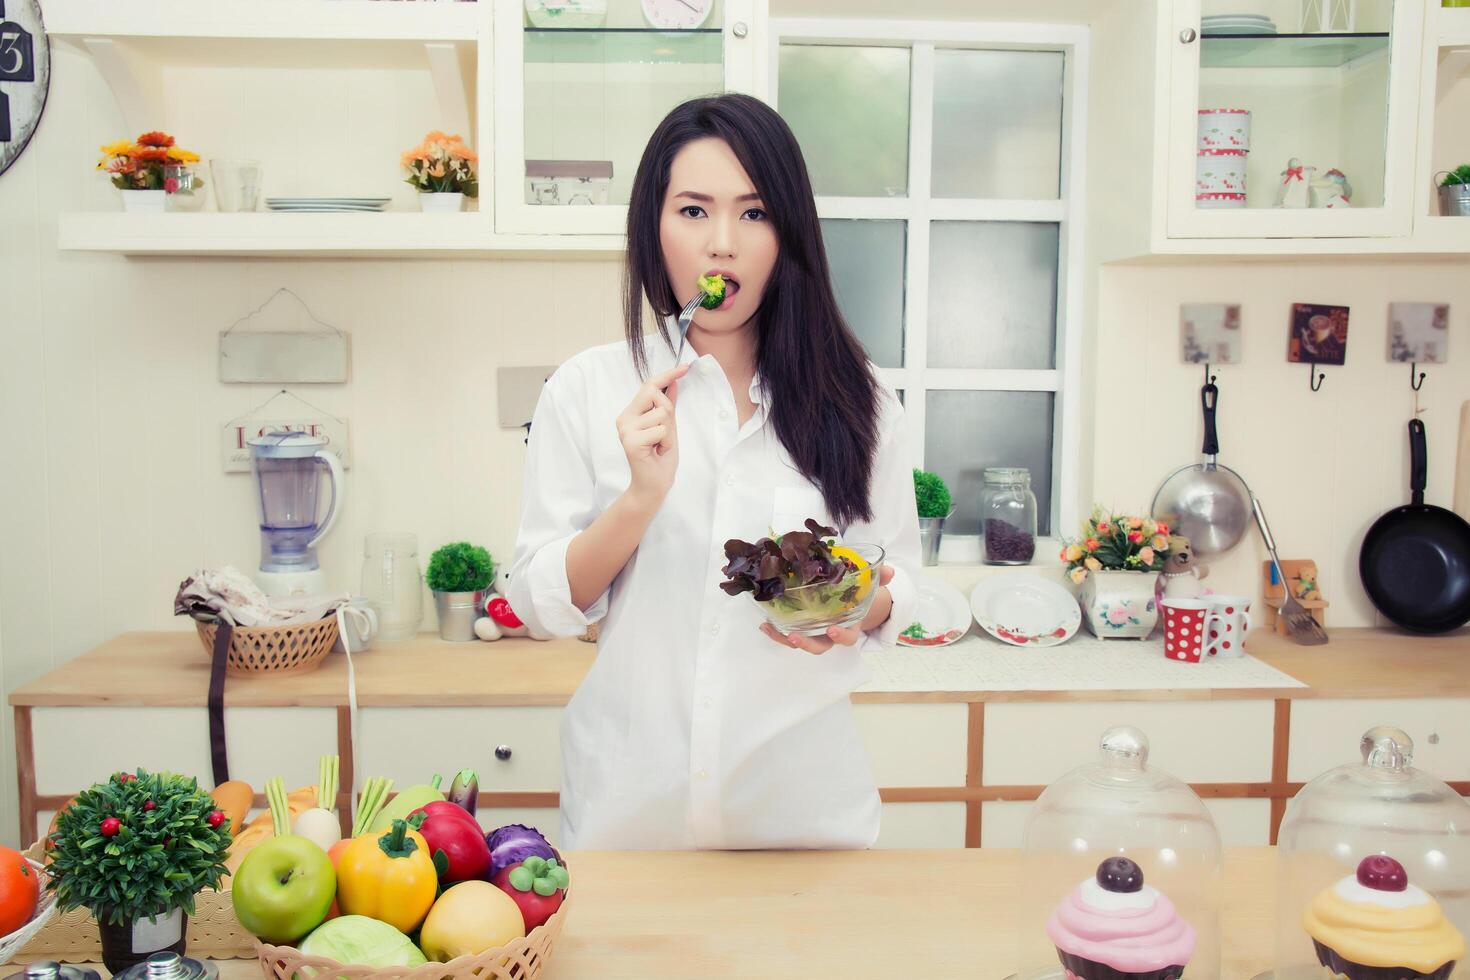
[1179,27,1198,43]
[732,21,749,39]
[495,745,513,761]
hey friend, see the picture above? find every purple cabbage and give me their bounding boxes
[720,519,849,602]
[486,823,558,879]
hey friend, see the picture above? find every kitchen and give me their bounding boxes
[2,0,1470,977]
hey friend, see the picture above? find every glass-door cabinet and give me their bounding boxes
[492,0,767,236]
[1162,0,1424,239]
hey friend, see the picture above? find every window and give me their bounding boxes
[774,21,1087,545]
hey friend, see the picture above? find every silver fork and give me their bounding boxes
[1251,494,1328,645]
[672,291,705,365]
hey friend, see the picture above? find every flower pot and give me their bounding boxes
[1438,182,1470,217]
[96,908,188,974]
[120,190,167,214]
[1079,569,1159,639]
[434,589,488,641]
[918,515,949,566]
[419,192,465,213]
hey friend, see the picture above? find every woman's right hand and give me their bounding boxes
[616,364,688,510]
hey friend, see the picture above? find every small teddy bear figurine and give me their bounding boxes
[1157,535,1211,600]
[1294,562,1321,601]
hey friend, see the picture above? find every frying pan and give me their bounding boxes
[1152,381,1252,557]
[1359,418,1470,634]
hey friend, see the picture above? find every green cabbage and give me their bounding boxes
[297,916,427,977]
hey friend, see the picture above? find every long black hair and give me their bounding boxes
[623,93,883,526]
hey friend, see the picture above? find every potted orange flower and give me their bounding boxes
[97,131,203,213]
[401,131,478,213]
[1060,508,1169,639]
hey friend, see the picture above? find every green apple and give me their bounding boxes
[231,834,336,944]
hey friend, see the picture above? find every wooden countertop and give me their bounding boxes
[47,847,1280,979]
[9,626,1470,708]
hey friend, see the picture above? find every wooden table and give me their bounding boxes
[47,847,1281,979]
[11,626,1470,850]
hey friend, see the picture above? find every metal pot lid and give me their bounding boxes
[112,952,218,980]
[247,429,328,458]
[7,962,101,980]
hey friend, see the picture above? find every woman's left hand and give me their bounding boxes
[759,565,897,655]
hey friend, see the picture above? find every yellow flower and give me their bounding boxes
[100,139,133,156]
[1084,556,1102,572]
[166,147,200,163]
[1069,567,1088,584]
[1064,544,1084,563]
[1151,534,1169,551]
[1142,519,1157,536]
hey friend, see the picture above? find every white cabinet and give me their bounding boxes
[1288,699,1470,783]
[490,0,768,236]
[854,703,969,788]
[876,802,968,849]
[358,706,563,793]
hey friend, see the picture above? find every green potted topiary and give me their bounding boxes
[1438,165,1470,217]
[913,469,955,566]
[426,540,496,641]
[45,769,231,973]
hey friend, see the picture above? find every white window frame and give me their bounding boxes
[769,19,1088,542]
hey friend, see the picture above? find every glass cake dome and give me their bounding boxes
[1013,726,1222,980]
[1265,726,1470,980]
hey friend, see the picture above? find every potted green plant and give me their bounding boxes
[1438,165,1470,217]
[913,469,955,566]
[45,769,230,973]
[426,541,496,641]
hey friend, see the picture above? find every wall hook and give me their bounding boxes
[1203,362,1217,387]
[1309,362,1325,392]
[1410,362,1425,391]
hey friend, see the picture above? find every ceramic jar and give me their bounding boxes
[1079,569,1160,639]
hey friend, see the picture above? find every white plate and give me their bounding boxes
[969,576,1081,647]
[896,576,972,648]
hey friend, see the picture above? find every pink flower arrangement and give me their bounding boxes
[401,131,479,197]
[1060,507,1168,582]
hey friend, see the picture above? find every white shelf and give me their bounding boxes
[42,0,482,43]
[57,212,623,258]
[1439,6,1470,47]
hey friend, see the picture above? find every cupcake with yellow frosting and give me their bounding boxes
[1303,855,1465,980]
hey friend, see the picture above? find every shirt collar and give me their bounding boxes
[662,323,766,407]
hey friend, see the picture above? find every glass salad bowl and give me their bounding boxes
[752,543,886,637]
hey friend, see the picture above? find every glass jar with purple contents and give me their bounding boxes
[981,467,1037,565]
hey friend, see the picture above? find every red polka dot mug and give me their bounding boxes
[1159,598,1223,663]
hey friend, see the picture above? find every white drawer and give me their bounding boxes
[1289,699,1470,782]
[983,700,1274,785]
[980,798,1266,848]
[359,707,562,792]
[32,707,338,796]
[874,802,967,849]
[853,703,969,788]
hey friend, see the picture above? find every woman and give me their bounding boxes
[507,94,920,851]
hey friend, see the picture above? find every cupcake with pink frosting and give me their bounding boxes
[1045,856,1196,980]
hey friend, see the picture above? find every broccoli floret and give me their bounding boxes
[697,274,726,310]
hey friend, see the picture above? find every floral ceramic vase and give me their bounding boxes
[1080,569,1159,639]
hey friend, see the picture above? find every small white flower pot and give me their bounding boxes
[419,192,465,213]
[121,190,168,213]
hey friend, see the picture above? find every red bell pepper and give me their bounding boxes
[491,856,569,931]
[408,800,490,883]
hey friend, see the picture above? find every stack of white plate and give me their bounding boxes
[1201,13,1277,35]
[266,198,390,213]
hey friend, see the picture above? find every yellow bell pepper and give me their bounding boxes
[336,818,438,933]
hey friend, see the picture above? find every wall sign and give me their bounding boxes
[221,390,351,473]
[0,0,50,178]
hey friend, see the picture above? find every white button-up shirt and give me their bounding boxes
[507,337,920,851]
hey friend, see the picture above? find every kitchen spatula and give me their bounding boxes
[1251,494,1328,645]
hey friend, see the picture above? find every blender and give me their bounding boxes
[248,430,344,597]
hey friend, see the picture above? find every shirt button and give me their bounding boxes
[718,408,730,421]
[695,769,709,781]
[724,474,736,488]
[702,696,713,709]
[708,622,721,635]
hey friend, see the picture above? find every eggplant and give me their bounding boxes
[448,768,479,817]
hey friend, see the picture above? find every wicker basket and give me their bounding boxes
[9,845,255,964]
[0,857,58,964]
[195,618,339,676]
[255,893,570,980]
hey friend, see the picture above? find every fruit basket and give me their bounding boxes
[0,855,57,964]
[195,617,339,676]
[253,891,571,980]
